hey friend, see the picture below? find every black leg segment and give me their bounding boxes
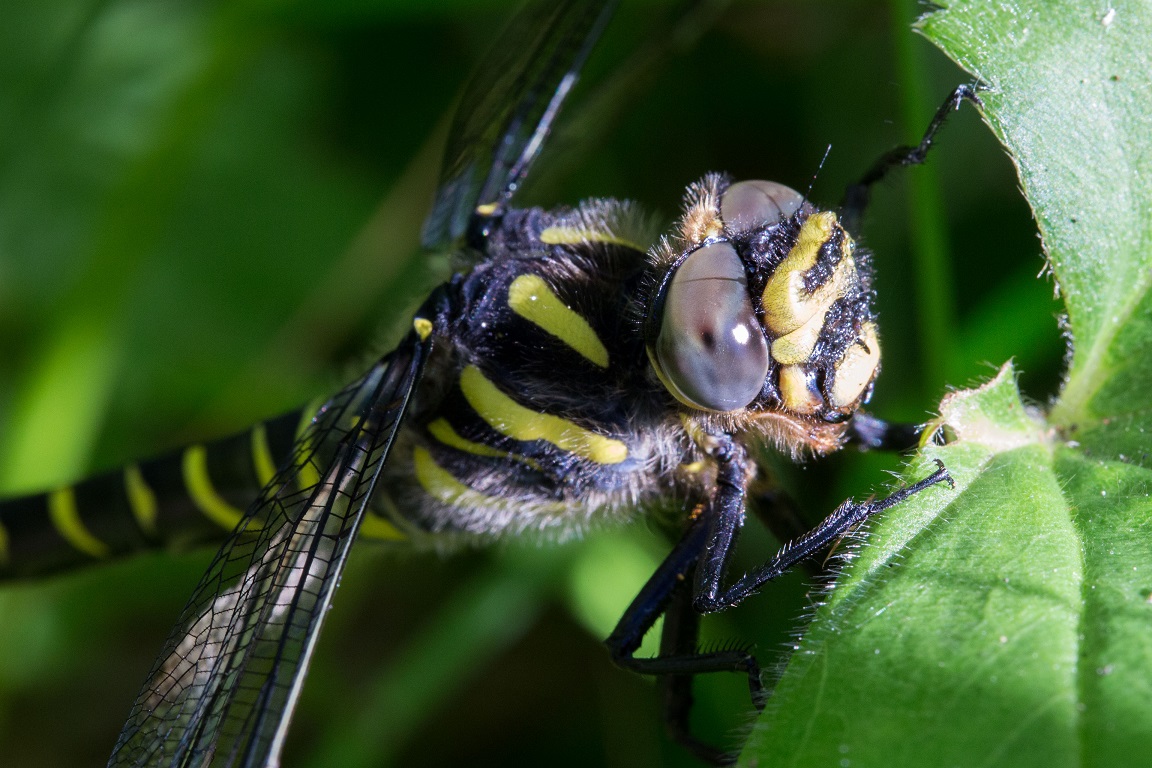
[841,84,984,231]
[847,412,924,452]
[605,431,953,764]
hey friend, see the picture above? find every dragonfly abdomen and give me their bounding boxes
[0,411,303,580]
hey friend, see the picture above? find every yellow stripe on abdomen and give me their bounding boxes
[250,423,278,487]
[459,365,627,465]
[48,487,110,558]
[182,445,250,531]
[507,274,609,368]
[294,401,325,491]
[124,463,158,538]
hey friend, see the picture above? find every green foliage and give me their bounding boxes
[746,1,1152,764]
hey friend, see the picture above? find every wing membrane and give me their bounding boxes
[109,335,431,768]
[421,0,617,251]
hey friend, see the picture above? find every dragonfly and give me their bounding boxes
[0,0,977,764]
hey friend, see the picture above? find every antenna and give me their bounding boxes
[801,143,833,211]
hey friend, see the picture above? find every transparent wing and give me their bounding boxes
[108,333,432,768]
[420,0,617,251]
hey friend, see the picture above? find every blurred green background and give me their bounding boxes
[0,0,1059,765]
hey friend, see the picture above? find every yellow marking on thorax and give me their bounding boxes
[124,464,158,538]
[413,317,433,340]
[427,418,542,470]
[476,202,499,216]
[359,491,409,542]
[359,510,408,541]
[296,399,326,438]
[183,445,250,531]
[295,455,322,493]
[414,446,492,508]
[507,274,610,368]
[48,487,110,558]
[413,446,567,514]
[678,460,707,475]
[459,365,627,465]
[539,224,645,253]
[250,423,278,488]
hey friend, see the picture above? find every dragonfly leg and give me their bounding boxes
[840,84,983,232]
[847,412,924,452]
[608,435,951,762]
[658,577,751,766]
[692,459,953,614]
[605,436,761,765]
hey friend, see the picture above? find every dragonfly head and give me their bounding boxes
[645,176,880,453]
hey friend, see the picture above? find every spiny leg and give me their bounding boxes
[604,507,761,765]
[604,509,762,687]
[658,576,747,766]
[840,84,983,232]
[748,480,823,578]
[693,457,953,614]
[607,432,952,763]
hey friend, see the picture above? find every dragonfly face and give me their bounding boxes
[645,176,881,453]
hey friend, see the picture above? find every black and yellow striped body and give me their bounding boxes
[0,180,871,576]
[378,201,694,543]
[0,413,303,579]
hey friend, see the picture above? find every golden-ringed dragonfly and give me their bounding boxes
[0,0,979,764]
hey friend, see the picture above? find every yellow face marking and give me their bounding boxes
[770,311,826,366]
[183,445,252,531]
[829,322,881,408]
[48,487,110,558]
[250,423,278,488]
[427,418,543,470]
[124,463,158,538]
[778,364,824,415]
[413,317,433,340]
[507,274,610,368]
[761,211,855,344]
[459,365,627,464]
[539,225,645,253]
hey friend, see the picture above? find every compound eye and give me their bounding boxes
[720,180,807,233]
[655,242,770,411]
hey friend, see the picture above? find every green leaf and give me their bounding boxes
[745,1,1152,764]
[747,367,1152,765]
[921,0,1152,460]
